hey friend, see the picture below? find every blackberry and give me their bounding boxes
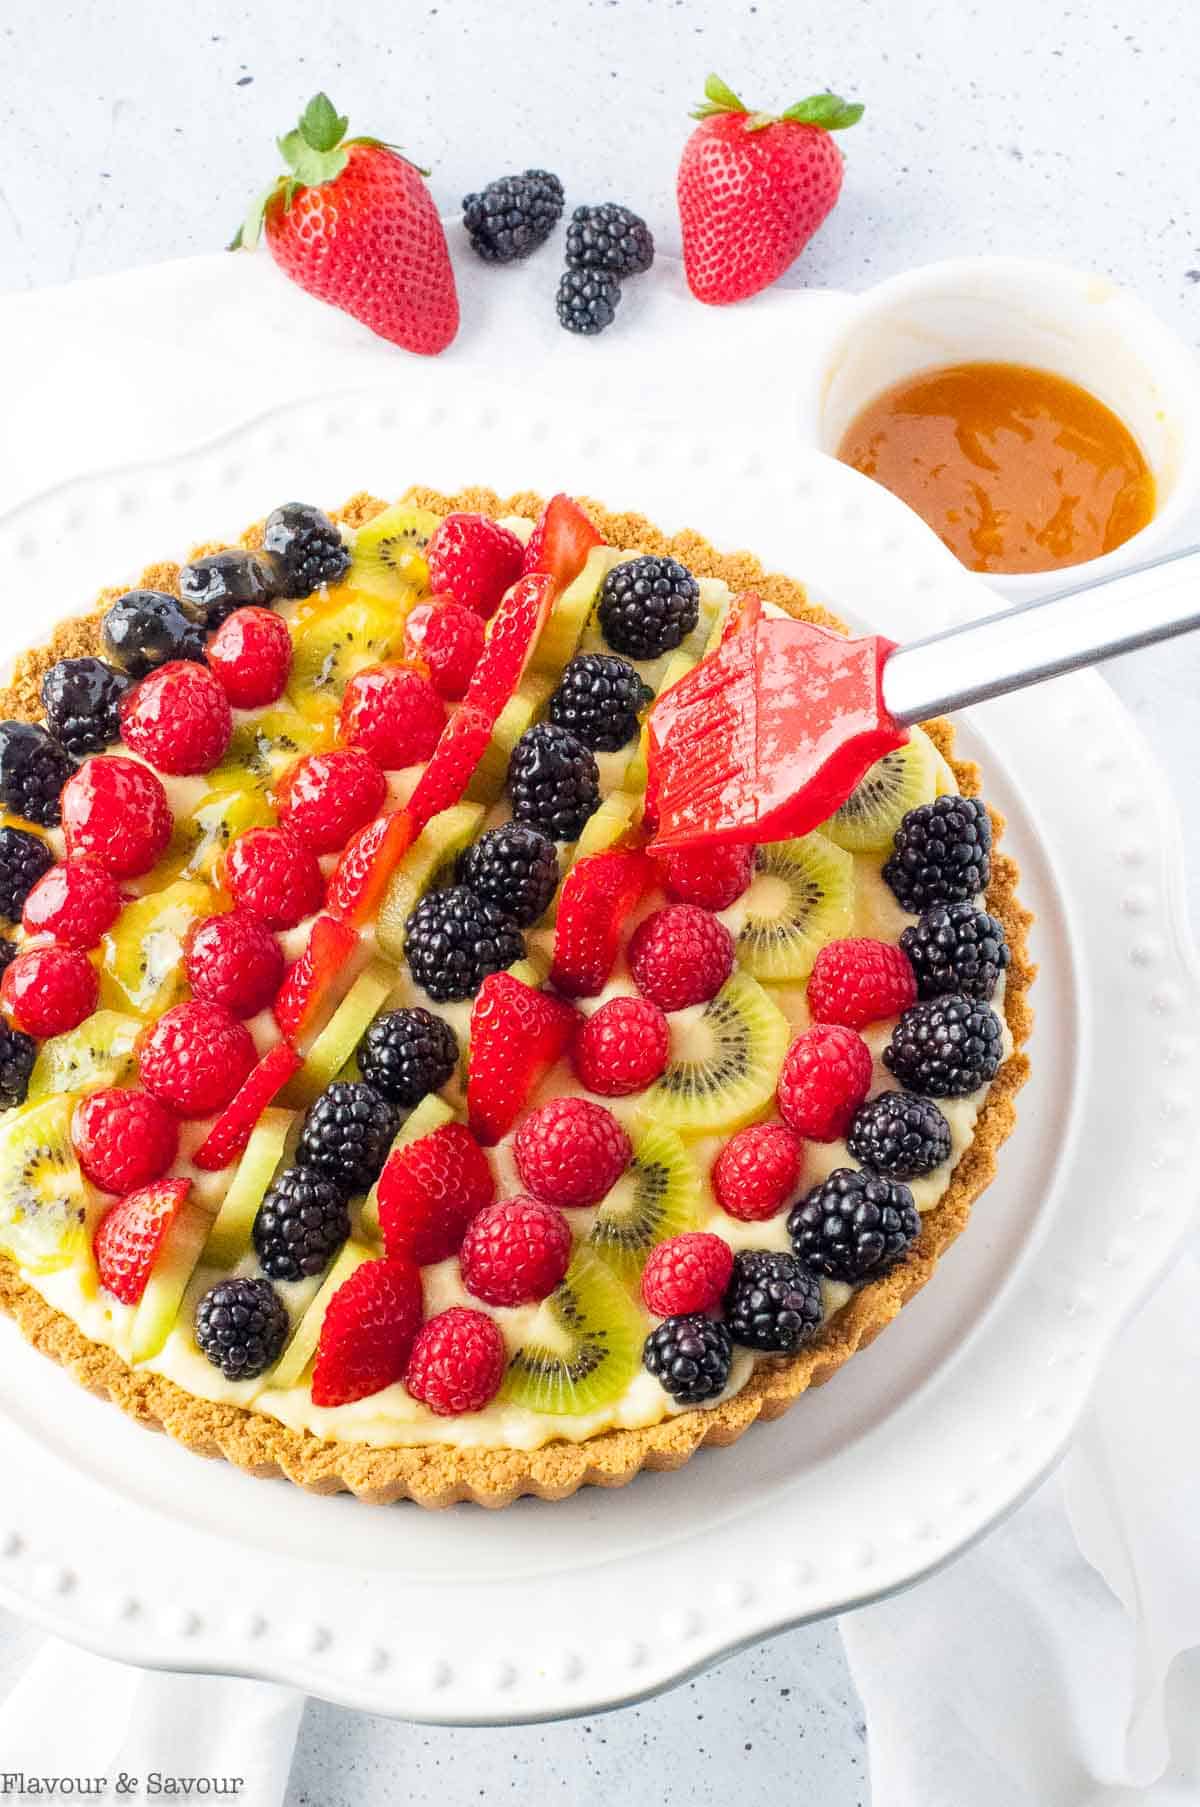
[253,1165,350,1282]
[0,826,53,924]
[643,1313,733,1405]
[597,555,700,661]
[178,549,281,628]
[194,1276,289,1381]
[262,502,350,599]
[723,1250,823,1353]
[507,723,600,841]
[0,937,17,979]
[565,202,655,277]
[847,1091,952,1180]
[358,1007,460,1107]
[883,795,992,912]
[40,657,132,758]
[0,1021,36,1109]
[0,723,74,827]
[462,168,564,262]
[556,267,621,336]
[404,885,525,1003]
[901,901,1010,1002]
[788,1168,921,1286]
[548,652,651,752]
[884,995,1004,1098]
[101,589,207,677]
[456,823,559,927]
[296,1081,400,1196]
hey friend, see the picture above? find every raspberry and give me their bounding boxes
[338,663,445,768]
[643,1313,733,1404]
[224,825,325,930]
[21,859,122,950]
[404,597,486,700]
[661,843,754,912]
[549,849,655,999]
[641,1231,733,1317]
[572,994,670,1096]
[460,1195,572,1307]
[1,945,98,1037]
[207,607,292,708]
[61,756,172,879]
[404,1306,506,1416]
[72,1087,179,1194]
[277,746,388,854]
[513,1096,631,1208]
[137,998,257,1117]
[806,938,917,1030]
[94,1177,190,1305]
[425,512,525,619]
[777,1023,873,1143]
[184,909,284,1018]
[311,1255,424,1407]
[377,1122,496,1265]
[629,904,735,1012]
[119,660,232,775]
[712,1122,805,1222]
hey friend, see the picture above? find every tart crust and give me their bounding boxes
[0,490,1034,1508]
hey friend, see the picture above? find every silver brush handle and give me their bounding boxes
[881,545,1200,725]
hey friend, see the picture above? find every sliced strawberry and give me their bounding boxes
[549,849,657,999]
[273,914,360,1039]
[466,971,578,1147]
[376,1123,496,1265]
[405,702,496,830]
[192,1042,303,1172]
[311,1255,424,1407]
[326,809,417,926]
[521,494,603,593]
[94,1178,191,1305]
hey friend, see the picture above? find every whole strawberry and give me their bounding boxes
[677,74,863,305]
[235,93,459,356]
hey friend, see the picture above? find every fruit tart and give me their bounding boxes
[0,486,1032,1507]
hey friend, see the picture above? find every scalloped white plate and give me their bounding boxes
[0,380,1196,1724]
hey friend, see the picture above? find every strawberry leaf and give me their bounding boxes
[229,179,283,250]
[691,71,747,119]
[299,92,349,153]
[277,128,349,187]
[781,92,864,130]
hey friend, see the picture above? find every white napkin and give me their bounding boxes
[0,243,1197,1802]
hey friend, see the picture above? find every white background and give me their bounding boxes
[1,1,1198,1800]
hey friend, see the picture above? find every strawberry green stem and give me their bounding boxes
[690,72,864,133]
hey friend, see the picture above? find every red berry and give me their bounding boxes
[94,1177,190,1305]
[207,607,292,708]
[807,938,917,1029]
[514,1097,631,1208]
[521,494,603,592]
[338,663,445,768]
[628,904,735,1012]
[713,1122,805,1222]
[272,913,360,1037]
[325,808,417,927]
[641,1231,733,1316]
[425,512,525,619]
[466,972,578,1147]
[404,596,486,700]
[192,1043,302,1172]
[573,995,671,1097]
[185,910,284,1018]
[459,1195,572,1307]
[376,1123,496,1265]
[311,1255,425,1408]
[61,756,172,879]
[661,843,754,911]
[404,1306,506,1416]
[1,946,98,1038]
[277,746,387,854]
[72,1087,179,1194]
[549,849,656,999]
[224,825,325,930]
[119,660,232,775]
[137,998,257,1118]
[21,859,121,950]
[777,1023,873,1142]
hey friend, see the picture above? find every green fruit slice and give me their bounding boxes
[100,880,219,1017]
[28,1010,141,1101]
[623,649,696,795]
[500,1248,644,1416]
[645,969,790,1136]
[288,593,405,707]
[531,546,620,676]
[209,706,333,796]
[466,676,553,805]
[360,1094,456,1238]
[588,1122,702,1285]
[270,1239,373,1391]
[131,1200,211,1362]
[581,568,725,695]
[348,503,441,602]
[573,789,638,860]
[161,787,276,885]
[283,961,396,1108]
[823,729,940,853]
[375,802,486,963]
[733,832,855,982]
[0,1096,89,1273]
[202,1108,294,1269]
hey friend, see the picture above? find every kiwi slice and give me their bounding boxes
[348,503,441,603]
[466,676,554,805]
[531,546,620,677]
[202,1108,294,1269]
[131,1201,211,1363]
[283,961,396,1108]
[209,706,334,798]
[100,879,220,1016]
[360,1093,455,1238]
[572,789,638,861]
[157,786,276,886]
[0,1096,89,1273]
[501,1248,644,1416]
[588,1122,702,1286]
[270,1239,373,1391]
[376,802,486,963]
[823,730,939,853]
[623,649,696,795]
[733,832,854,983]
[702,578,737,654]
[645,969,790,1136]
[288,593,406,708]
[28,1010,141,1101]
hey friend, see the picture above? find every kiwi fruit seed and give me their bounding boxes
[28,1009,141,1101]
[823,730,939,853]
[501,1248,644,1415]
[733,832,854,983]
[588,1121,702,1285]
[645,969,790,1136]
[0,1095,89,1272]
[348,504,442,603]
